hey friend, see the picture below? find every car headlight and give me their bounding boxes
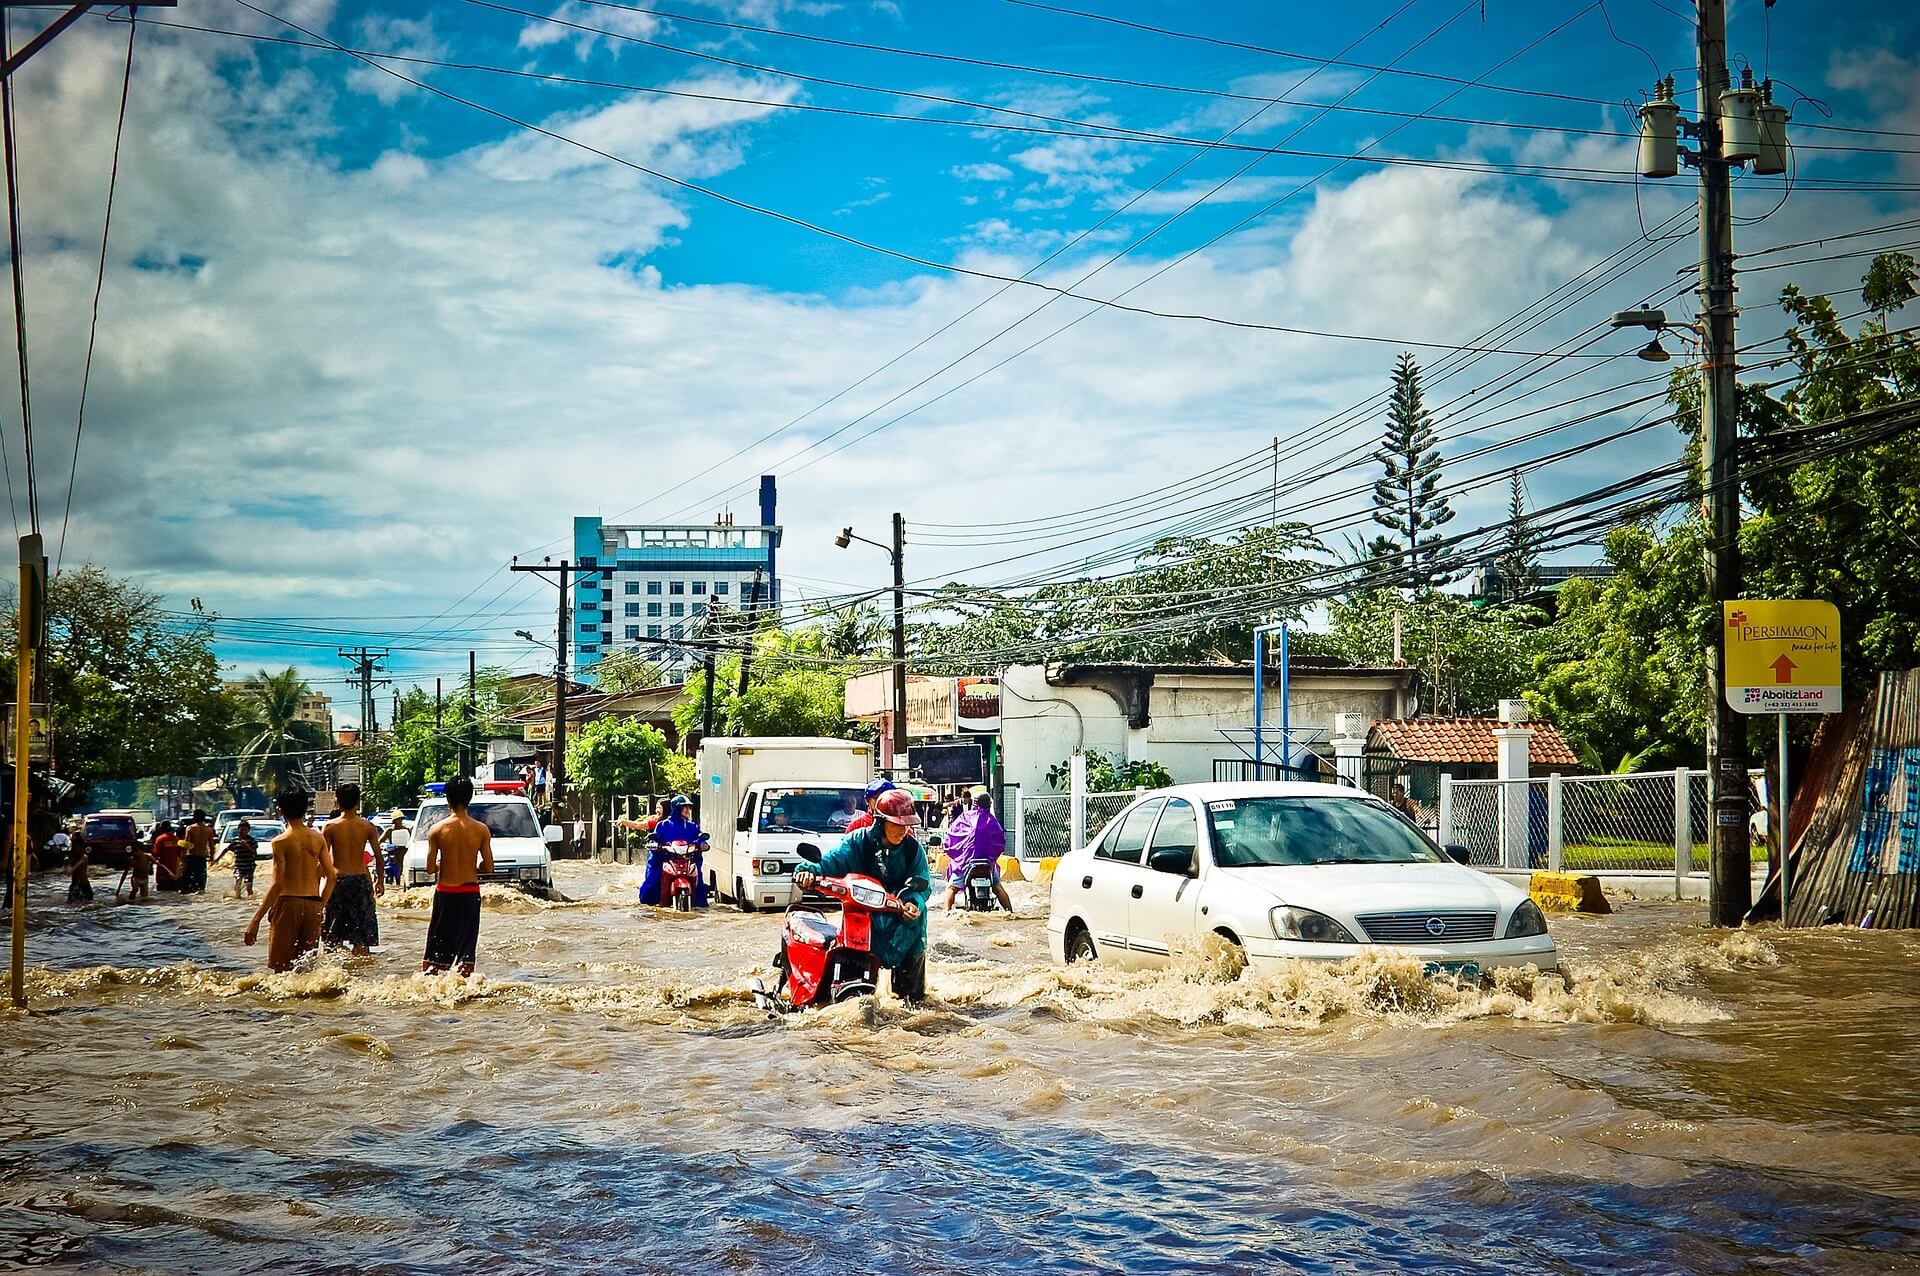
[1504,899,1549,939]
[1271,906,1359,944]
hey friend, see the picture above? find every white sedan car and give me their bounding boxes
[396,795,559,892]
[1047,781,1556,977]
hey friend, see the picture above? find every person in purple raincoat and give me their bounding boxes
[940,786,1012,913]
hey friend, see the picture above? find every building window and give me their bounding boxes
[692,581,706,596]
[647,625,662,638]
[624,581,638,595]
[669,581,685,595]
[581,645,598,656]
[625,603,639,617]
[647,602,661,617]
[670,602,685,617]
[669,625,683,640]
[625,625,640,640]
[647,581,662,595]
[692,601,707,617]
[714,581,729,596]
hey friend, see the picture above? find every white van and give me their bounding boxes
[396,794,560,892]
[698,737,873,910]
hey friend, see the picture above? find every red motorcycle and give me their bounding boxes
[643,841,703,912]
[751,872,904,1011]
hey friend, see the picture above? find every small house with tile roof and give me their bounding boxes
[1367,716,1584,807]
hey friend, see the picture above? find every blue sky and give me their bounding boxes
[7,0,1920,722]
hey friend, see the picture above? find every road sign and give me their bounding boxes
[3,703,49,764]
[1724,599,1841,714]
[523,721,554,743]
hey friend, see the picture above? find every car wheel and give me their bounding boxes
[736,877,756,913]
[1065,922,1097,964]
[1213,929,1249,976]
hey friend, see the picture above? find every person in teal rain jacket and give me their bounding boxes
[793,789,931,1000]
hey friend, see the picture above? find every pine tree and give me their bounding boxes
[1493,469,1539,602]
[1370,353,1456,590]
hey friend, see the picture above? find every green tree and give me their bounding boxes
[4,567,235,792]
[1529,254,1920,763]
[1493,469,1538,602]
[594,650,665,693]
[1370,353,1456,591]
[232,667,326,789]
[675,625,860,741]
[1045,751,1174,792]
[1303,590,1549,717]
[566,716,673,797]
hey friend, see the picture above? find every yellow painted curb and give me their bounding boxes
[1530,870,1611,915]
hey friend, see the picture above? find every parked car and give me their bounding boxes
[214,808,266,843]
[80,813,141,869]
[220,819,283,859]
[395,794,559,892]
[1046,781,1556,978]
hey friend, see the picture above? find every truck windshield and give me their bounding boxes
[757,787,866,834]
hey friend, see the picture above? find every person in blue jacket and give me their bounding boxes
[641,796,709,906]
[793,789,930,1001]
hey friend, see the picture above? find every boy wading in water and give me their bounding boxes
[320,783,385,954]
[422,777,492,976]
[244,790,337,972]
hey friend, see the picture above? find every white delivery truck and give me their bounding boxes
[698,736,874,910]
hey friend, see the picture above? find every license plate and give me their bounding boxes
[1423,960,1482,983]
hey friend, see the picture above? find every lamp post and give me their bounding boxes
[837,517,907,770]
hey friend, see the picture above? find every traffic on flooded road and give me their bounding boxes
[3,854,1917,1273]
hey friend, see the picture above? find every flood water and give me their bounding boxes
[2,859,1917,1274]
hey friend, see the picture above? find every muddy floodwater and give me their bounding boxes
[2,861,1918,1274]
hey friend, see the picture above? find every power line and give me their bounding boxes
[56,11,138,576]
[2,7,37,532]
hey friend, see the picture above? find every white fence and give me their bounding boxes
[1440,769,1712,884]
[1011,757,1142,860]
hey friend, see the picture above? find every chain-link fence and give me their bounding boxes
[1020,794,1072,860]
[1087,790,1135,843]
[1442,769,1737,876]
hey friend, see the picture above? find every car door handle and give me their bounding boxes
[1081,875,1093,890]
[1130,884,1143,899]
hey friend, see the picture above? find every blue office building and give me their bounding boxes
[572,476,780,682]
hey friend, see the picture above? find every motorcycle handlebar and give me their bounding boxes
[797,873,905,913]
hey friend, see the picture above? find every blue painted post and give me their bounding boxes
[1278,624,1290,776]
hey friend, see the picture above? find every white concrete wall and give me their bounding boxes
[999,665,1415,793]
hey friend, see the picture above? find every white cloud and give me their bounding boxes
[951,162,1012,182]
[516,2,660,57]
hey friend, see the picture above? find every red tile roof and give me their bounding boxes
[1368,717,1583,769]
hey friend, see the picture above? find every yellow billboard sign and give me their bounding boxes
[1723,599,1841,714]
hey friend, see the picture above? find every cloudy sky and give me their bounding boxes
[6,0,1919,721]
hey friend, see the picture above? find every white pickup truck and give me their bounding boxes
[699,736,874,911]
[395,793,561,893]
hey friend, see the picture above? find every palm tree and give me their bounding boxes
[236,667,323,789]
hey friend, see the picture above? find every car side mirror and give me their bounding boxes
[736,814,751,832]
[1444,844,1471,865]
[542,825,563,845]
[1147,846,1194,876]
[795,844,822,864]
[390,830,411,849]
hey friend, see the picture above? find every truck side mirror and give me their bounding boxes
[736,814,751,833]
[542,825,563,845]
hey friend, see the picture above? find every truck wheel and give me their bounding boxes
[736,877,757,913]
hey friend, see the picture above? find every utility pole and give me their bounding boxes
[465,650,477,779]
[511,558,582,814]
[737,567,764,697]
[338,646,390,767]
[1695,0,1751,926]
[891,512,907,768]
[700,612,718,744]
[9,532,42,1008]
[432,677,442,779]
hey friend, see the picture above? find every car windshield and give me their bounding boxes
[1207,797,1446,868]
[413,802,540,840]
[757,787,866,834]
[85,817,134,838]
[229,821,283,842]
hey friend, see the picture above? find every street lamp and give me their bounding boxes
[1610,306,1700,363]
[836,517,907,769]
[515,629,555,652]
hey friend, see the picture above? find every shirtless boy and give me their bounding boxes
[320,782,385,955]
[180,812,216,894]
[421,776,492,976]
[244,789,337,972]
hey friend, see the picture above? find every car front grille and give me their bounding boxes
[1354,910,1498,943]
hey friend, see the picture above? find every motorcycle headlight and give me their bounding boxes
[1271,906,1359,944]
[1504,899,1549,939]
[848,884,889,910]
